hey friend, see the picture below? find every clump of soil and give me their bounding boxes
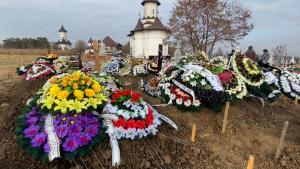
[0,75,299,169]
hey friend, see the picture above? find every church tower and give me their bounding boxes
[128,0,169,59]
[56,25,72,51]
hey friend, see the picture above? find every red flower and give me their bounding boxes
[127,119,136,128]
[111,99,116,104]
[131,92,141,102]
[145,109,154,126]
[112,93,121,100]
[183,96,189,101]
[113,117,127,127]
[123,89,131,96]
[136,120,146,129]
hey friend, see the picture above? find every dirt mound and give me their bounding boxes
[0,76,299,169]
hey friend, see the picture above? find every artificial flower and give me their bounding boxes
[41,96,56,109]
[74,90,84,100]
[68,99,87,113]
[63,137,79,152]
[85,89,95,97]
[57,90,70,100]
[54,99,69,113]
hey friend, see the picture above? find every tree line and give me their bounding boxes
[2,37,50,49]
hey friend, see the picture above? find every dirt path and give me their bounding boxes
[0,75,299,169]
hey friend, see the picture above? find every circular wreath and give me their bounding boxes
[277,70,300,99]
[218,70,247,99]
[104,90,162,140]
[102,58,131,76]
[16,97,106,162]
[232,51,264,86]
[38,71,108,114]
[24,63,55,80]
[159,64,228,112]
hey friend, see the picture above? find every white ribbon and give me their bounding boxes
[99,113,120,166]
[147,104,178,131]
[172,79,198,103]
[45,114,60,161]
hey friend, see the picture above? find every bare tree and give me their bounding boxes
[75,40,87,68]
[169,0,254,54]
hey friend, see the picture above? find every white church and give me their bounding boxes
[128,0,170,59]
[56,25,72,50]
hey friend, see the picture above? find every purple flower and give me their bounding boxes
[85,125,99,137]
[26,109,36,118]
[31,132,47,147]
[63,137,78,152]
[88,117,99,124]
[68,125,82,137]
[55,124,68,138]
[23,125,40,138]
[26,116,38,125]
[44,143,50,153]
[78,134,91,147]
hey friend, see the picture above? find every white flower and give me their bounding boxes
[200,79,207,86]
[190,74,195,78]
[125,128,137,140]
[176,98,183,105]
[164,89,171,95]
[136,129,148,138]
[170,94,176,100]
[114,127,125,140]
[186,77,190,81]
[193,100,201,107]
[184,100,192,107]
[190,81,197,87]
[146,125,158,135]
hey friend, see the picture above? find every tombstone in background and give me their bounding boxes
[174,41,182,63]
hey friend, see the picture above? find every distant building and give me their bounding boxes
[102,36,118,56]
[128,0,170,59]
[56,25,72,50]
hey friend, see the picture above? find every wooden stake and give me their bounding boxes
[191,123,196,142]
[295,98,298,106]
[275,121,289,160]
[246,155,254,169]
[222,102,230,133]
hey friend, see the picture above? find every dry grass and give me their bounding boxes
[0,54,39,80]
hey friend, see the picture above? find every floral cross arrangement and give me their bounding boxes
[39,71,108,114]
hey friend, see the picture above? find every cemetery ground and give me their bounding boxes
[0,54,300,169]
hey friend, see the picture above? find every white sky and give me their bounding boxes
[0,0,299,56]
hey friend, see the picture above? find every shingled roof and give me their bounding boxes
[56,39,72,45]
[144,18,169,31]
[58,25,67,33]
[133,19,144,31]
[141,0,160,6]
[128,18,169,36]
[103,36,117,47]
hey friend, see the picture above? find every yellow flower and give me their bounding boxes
[49,86,61,96]
[68,80,73,86]
[54,99,69,113]
[95,93,107,103]
[92,83,102,93]
[74,90,84,100]
[86,80,92,86]
[85,89,95,97]
[73,83,78,90]
[68,99,87,113]
[41,96,56,109]
[57,90,70,100]
[62,79,69,87]
[80,80,86,85]
[84,97,99,109]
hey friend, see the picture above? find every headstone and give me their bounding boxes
[174,41,181,63]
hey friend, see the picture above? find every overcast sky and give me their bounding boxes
[0,0,299,56]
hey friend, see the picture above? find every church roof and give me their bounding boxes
[128,18,169,36]
[59,25,67,33]
[141,0,160,6]
[103,36,117,47]
[56,39,72,45]
[144,18,168,31]
[88,37,93,43]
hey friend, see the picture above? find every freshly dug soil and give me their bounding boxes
[0,75,299,169]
